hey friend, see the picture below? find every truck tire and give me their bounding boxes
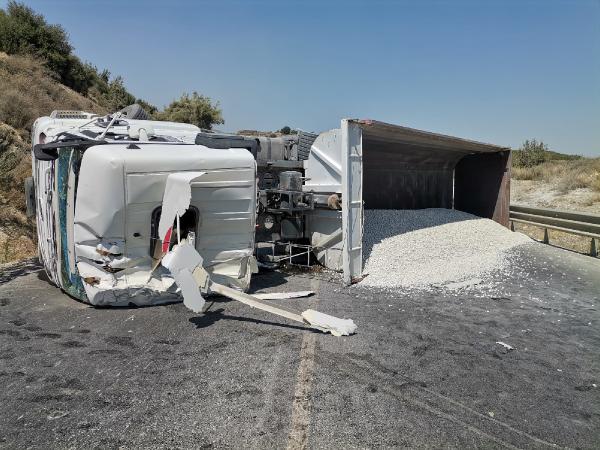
[119,104,149,120]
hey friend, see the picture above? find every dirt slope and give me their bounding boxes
[0,52,105,263]
[512,179,600,214]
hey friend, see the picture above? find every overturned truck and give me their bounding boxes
[30,109,258,306]
[29,108,510,308]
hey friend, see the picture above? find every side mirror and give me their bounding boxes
[33,143,58,160]
[24,177,35,218]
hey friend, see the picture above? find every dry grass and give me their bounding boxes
[0,122,35,263]
[0,223,36,263]
[0,52,105,263]
[0,52,104,131]
[511,159,600,257]
[512,158,600,193]
[237,129,283,138]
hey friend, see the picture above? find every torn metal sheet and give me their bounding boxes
[157,171,206,252]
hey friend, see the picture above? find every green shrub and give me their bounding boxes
[103,76,135,111]
[158,92,224,129]
[0,2,95,93]
[513,139,548,168]
[0,2,71,77]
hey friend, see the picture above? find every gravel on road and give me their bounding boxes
[361,209,532,290]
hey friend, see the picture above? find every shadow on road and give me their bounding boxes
[189,308,314,332]
[249,269,290,292]
[0,258,42,284]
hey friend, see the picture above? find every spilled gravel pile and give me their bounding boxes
[360,209,532,290]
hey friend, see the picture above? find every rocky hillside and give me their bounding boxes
[0,52,105,263]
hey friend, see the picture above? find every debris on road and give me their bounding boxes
[163,243,356,336]
[161,241,207,313]
[253,291,315,300]
[360,209,532,290]
[301,309,357,336]
[495,341,515,351]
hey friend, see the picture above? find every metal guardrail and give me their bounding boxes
[509,204,600,257]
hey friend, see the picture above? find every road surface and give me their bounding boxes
[0,243,599,448]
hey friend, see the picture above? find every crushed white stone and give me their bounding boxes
[360,209,532,291]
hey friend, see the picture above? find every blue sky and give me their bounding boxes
[4,0,600,155]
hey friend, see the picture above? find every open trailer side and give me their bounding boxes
[304,119,511,284]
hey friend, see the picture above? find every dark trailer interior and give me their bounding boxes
[358,120,511,226]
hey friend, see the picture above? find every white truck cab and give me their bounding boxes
[30,108,257,306]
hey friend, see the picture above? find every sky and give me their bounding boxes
[4,0,600,155]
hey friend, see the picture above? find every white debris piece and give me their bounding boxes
[495,341,514,351]
[254,291,315,300]
[162,243,206,313]
[360,209,532,290]
[301,309,357,336]
[163,245,357,336]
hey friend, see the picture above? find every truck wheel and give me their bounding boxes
[119,104,149,120]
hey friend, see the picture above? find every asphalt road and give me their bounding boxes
[0,243,599,449]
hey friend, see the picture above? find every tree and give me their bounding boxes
[104,76,136,111]
[158,92,224,129]
[0,1,72,83]
[99,68,110,84]
[513,139,548,168]
[280,126,291,135]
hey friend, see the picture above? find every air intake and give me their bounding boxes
[50,110,96,120]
